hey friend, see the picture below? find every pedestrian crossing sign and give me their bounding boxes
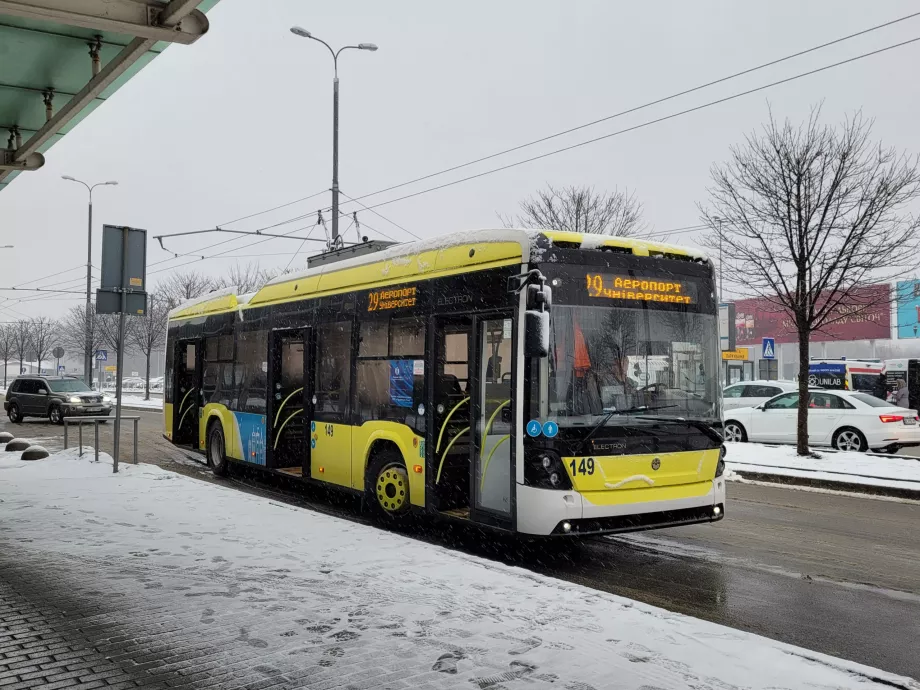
[762,337,775,360]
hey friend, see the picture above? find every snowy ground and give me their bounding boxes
[726,441,920,493]
[116,393,163,410]
[1,447,917,689]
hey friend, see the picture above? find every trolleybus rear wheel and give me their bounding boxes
[207,421,229,477]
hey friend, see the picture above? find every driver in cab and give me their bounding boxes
[597,349,639,412]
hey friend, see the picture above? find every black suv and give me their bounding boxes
[4,376,112,424]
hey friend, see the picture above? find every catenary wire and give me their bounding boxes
[142,13,918,251]
[338,191,422,240]
[346,35,920,214]
[250,13,920,218]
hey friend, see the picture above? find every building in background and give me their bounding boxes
[723,285,897,382]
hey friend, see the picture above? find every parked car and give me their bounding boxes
[723,389,920,453]
[4,376,113,424]
[722,380,799,413]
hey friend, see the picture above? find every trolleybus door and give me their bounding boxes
[430,316,473,514]
[267,328,310,475]
[470,314,515,527]
[174,339,202,448]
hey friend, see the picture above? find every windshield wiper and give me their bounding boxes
[632,415,724,444]
[577,405,678,453]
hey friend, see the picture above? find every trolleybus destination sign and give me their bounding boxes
[584,273,696,304]
[367,285,418,311]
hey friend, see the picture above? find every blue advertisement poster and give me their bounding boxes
[389,360,414,408]
[896,280,920,339]
[234,412,266,466]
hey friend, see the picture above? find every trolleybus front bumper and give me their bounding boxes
[516,478,726,536]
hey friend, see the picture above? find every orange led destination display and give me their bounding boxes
[368,285,418,311]
[585,273,694,304]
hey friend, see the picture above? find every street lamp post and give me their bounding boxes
[62,176,118,386]
[289,26,377,247]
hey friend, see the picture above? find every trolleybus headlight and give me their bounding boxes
[524,450,572,490]
[715,445,726,478]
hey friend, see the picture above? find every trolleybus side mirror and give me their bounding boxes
[525,310,550,358]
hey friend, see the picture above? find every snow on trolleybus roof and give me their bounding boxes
[167,229,710,321]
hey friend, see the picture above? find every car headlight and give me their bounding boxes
[102,396,112,403]
[69,396,82,404]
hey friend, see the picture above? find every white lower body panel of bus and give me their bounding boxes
[516,479,726,536]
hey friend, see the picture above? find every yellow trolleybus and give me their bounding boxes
[163,229,726,535]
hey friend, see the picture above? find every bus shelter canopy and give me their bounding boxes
[0,0,219,193]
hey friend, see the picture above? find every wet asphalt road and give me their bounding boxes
[2,403,918,680]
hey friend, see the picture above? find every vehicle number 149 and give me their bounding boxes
[569,458,595,476]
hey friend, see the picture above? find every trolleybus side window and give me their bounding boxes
[316,321,352,416]
[444,332,470,394]
[236,329,268,414]
[356,317,426,426]
[203,335,235,408]
[164,341,175,403]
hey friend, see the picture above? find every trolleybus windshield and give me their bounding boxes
[533,264,720,427]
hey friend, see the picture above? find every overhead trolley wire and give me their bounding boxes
[346,34,920,214]
[145,14,920,276]
[241,12,920,221]
[145,12,920,261]
[338,191,422,240]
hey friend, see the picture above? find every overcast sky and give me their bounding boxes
[2,0,920,321]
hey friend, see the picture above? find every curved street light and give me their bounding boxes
[289,27,377,247]
[62,175,119,386]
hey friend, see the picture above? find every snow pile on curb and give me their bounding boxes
[725,442,920,492]
[0,450,916,689]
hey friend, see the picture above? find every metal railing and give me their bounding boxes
[63,415,140,471]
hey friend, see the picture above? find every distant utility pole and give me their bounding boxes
[289,26,378,248]
[62,176,118,384]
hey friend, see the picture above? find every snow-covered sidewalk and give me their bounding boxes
[726,442,920,494]
[1,448,917,689]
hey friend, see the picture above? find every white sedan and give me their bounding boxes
[722,389,920,453]
[722,380,799,412]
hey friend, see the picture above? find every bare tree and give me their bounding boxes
[0,325,15,388]
[212,262,277,295]
[128,292,169,400]
[702,105,920,455]
[97,314,136,364]
[158,271,214,310]
[12,320,31,376]
[28,317,57,374]
[58,305,103,379]
[501,184,645,236]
